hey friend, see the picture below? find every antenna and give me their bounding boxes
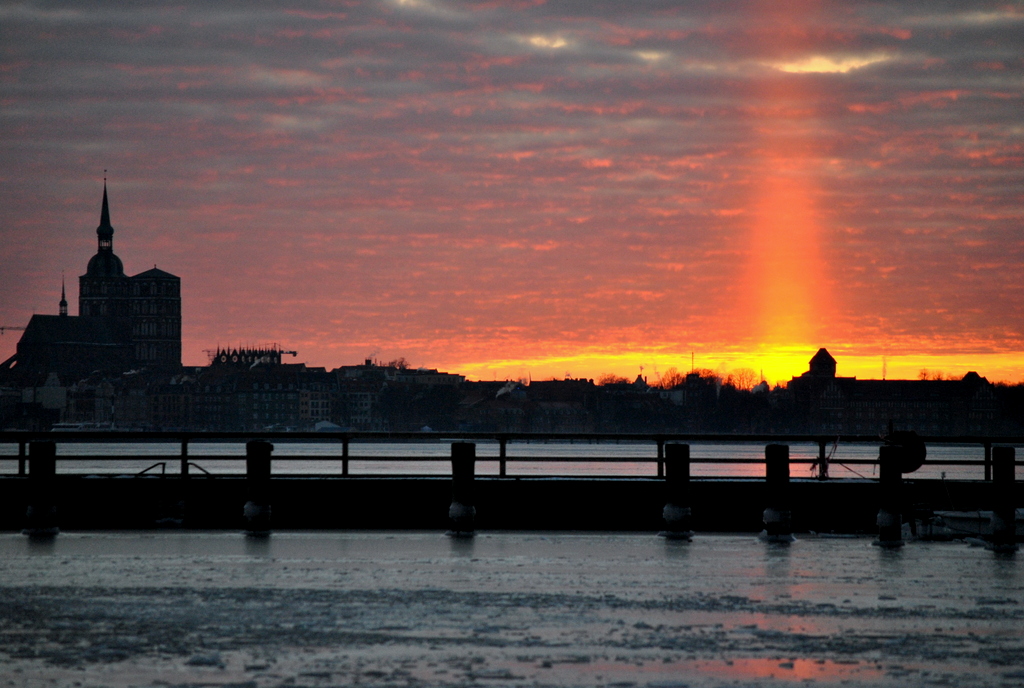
[691,351,694,373]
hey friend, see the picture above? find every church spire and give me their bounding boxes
[97,176,113,252]
[59,274,68,317]
[100,181,111,228]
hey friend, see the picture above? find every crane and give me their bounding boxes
[0,326,26,335]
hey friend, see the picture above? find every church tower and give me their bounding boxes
[129,266,181,367]
[79,182,130,318]
[78,182,182,368]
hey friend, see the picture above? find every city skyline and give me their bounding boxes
[2,2,1022,384]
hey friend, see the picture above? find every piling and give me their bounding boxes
[761,444,795,543]
[988,446,1017,553]
[874,445,903,548]
[23,441,58,536]
[243,440,273,536]
[659,443,693,540]
[447,442,476,537]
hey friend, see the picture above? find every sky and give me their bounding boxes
[1,0,1022,385]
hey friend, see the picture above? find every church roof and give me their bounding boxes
[133,267,179,280]
[810,348,836,366]
[19,314,130,346]
[6,315,134,384]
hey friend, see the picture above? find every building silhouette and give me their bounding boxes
[788,348,998,435]
[0,184,181,383]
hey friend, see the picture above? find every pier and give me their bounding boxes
[1,431,1020,535]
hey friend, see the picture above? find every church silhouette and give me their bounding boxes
[1,184,181,382]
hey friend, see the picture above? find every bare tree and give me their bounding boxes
[660,367,685,389]
[727,368,758,391]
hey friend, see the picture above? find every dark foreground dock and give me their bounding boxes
[0,473,1021,532]
[2,431,1020,535]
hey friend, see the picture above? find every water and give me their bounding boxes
[0,440,991,480]
[0,531,1020,687]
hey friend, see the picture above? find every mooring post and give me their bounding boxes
[243,440,273,536]
[342,437,349,477]
[659,443,693,540]
[761,444,795,543]
[499,437,507,478]
[18,440,26,476]
[984,442,992,482]
[447,441,476,537]
[817,440,829,480]
[23,441,58,536]
[989,446,1017,552]
[657,439,665,478]
[874,444,904,548]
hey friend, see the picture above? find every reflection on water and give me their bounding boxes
[661,538,691,561]
[244,535,272,558]
[676,657,884,682]
[0,441,989,480]
[448,535,476,558]
[24,533,58,555]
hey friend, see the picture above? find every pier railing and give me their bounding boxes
[2,431,1021,480]
[4,431,1021,539]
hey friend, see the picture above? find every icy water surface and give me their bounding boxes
[0,532,1021,687]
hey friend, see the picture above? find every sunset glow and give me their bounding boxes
[1,2,1021,383]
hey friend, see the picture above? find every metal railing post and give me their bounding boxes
[180,439,189,477]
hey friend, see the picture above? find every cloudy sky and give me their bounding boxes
[1,0,1022,383]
